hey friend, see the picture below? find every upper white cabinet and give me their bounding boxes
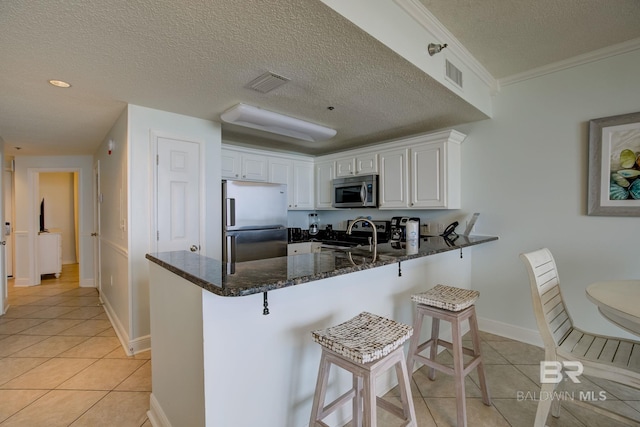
[335,153,378,177]
[378,130,464,210]
[315,161,335,209]
[378,148,409,209]
[270,157,314,210]
[224,145,314,210]
[221,149,268,181]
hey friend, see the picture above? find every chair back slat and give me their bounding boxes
[520,248,574,349]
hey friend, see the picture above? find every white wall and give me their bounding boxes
[457,49,640,342]
[96,104,222,354]
[13,156,94,287]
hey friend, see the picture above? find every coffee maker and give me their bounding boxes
[390,216,420,242]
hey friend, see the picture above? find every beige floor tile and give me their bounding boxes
[0,357,48,386]
[1,358,96,389]
[343,396,435,427]
[59,336,121,358]
[20,318,84,335]
[69,391,150,427]
[485,340,545,365]
[11,335,89,358]
[412,364,483,399]
[58,319,113,336]
[60,306,106,319]
[0,318,48,335]
[492,398,585,427]
[91,312,109,320]
[95,327,116,337]
[116,360,152,392]
[0,334,49,357]
[58,358,146,391]
[470,364,539,399]
[103,345,130,359]
[8,296,48,306]
[1,305,43,318]
[0,389,49,423]
[54,296,102,307]
[27,305,79,319]
[425,397,510,427]
[0,389,106,427]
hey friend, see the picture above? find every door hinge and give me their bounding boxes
[156,230,159,241]
[156,154,159,165]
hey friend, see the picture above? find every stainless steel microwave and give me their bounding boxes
[332,174,378,208]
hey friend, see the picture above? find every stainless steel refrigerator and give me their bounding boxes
[222,180,288,263]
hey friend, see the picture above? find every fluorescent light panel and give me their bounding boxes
[220,103,336,142]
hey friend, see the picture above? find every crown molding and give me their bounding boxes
[394,0,497,92]
[499,37,640,88]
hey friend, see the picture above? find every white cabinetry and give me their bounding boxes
[378,148,409,209]
[223,145,314,210]
[335,153,378,177]
[378,130,464,209]
[315,161,335,209]
[221,149,268,181]
[269,157,314,210]
[287,242,322,256]
[38,231,62,278]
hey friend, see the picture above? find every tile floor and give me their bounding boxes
[2,265,640,426]
[0,264,151,427]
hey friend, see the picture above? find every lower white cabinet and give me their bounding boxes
[38,231,62,278]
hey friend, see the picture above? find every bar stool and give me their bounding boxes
[406,285,491,427]
[309,311,417,427]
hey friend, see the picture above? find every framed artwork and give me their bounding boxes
[588,111,640,216]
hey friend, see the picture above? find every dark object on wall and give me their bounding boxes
[39,198,47,233]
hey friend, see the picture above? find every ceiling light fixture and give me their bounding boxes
[48,79,71,88]
[427,43,448,56]
[220,103,336,142]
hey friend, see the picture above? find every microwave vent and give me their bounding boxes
[245,72,290,93]
[445,60,463,89]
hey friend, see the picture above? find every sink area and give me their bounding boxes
[320,244,398,266]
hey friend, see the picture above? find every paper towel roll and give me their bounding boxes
[406,220,419,241]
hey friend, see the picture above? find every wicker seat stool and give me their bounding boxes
[406,285,491,427]
[309,311,416,427]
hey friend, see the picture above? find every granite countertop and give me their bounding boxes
[146,234,498,297]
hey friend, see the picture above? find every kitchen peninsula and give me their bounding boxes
[146,235,497,427]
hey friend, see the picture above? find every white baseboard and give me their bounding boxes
[79,278,95,288]
[100,295,150,356]
[14,278,32,287]
[148,393,171,427]
[478,316,543,347]
[130,334,151,355]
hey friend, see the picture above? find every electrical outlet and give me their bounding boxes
[437,223,446,233]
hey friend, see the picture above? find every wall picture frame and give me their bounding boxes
[588,111,640,216]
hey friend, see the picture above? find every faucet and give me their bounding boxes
[347,218,377,262]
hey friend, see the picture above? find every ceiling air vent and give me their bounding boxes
[445,60,463,89]
[245,72,290,94]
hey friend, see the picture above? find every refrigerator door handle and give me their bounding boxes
[226,235,236,263]
[226,198,236,227]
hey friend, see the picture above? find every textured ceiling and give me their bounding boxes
[1,0,640,157]
[418,0,640,79]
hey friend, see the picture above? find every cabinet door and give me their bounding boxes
[221,149,241,179]
[335,158,355,177]
[269,158,294,208]
[378,149,408,209]
[410,143,444,208]
[241,154,268,181]
[315,161,335,209]
[292,161,314,209]
[356,153,378,175]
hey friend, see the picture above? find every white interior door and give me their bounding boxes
[4,169,12,277]
[0,140,6,314]
[156,136,201,253]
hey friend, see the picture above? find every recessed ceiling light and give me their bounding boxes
[48,79,71,88]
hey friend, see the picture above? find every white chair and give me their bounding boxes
[520,248,640,426]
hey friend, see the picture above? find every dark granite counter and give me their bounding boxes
[146,234,498,297]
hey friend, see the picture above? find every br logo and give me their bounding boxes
[540,361,583,384]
